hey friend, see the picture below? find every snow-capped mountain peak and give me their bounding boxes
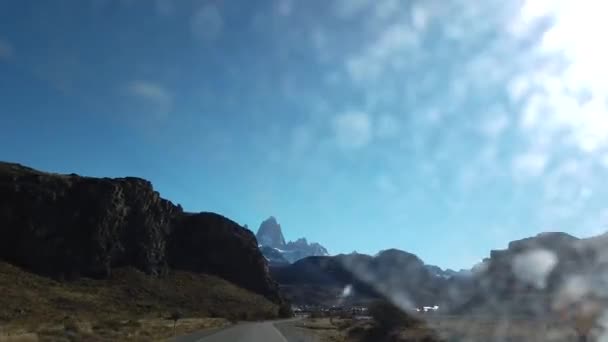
[256,216,329,264]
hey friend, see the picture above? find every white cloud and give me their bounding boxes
[512,151,548,179]
[0,38,14,60]
[511,0,608,155]
[332,111,372,149]
[275,0,293,16]
[191,4,223,42]
[480,112,509,138]
[424,108,442,125]
[375,114,400,139]
[374,0,400,21]
[126,80,172,116]
[411,5,428,31]
[512,249,558,289]
[333,0,370,19]
[542,160,585,210]
[375,174,396,194]
[345,22,419,84]
[507,75,532,102]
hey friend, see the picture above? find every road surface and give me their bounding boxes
[172,319,303,342]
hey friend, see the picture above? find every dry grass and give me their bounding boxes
[284,316,583,342]
[293,318,350,342]
[424,315,580,341]
[0,333,39,342]
[1,317,228,342]
[0,261,280,341]
[304,315,581,342]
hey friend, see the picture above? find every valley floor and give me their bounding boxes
[271,315,587,342]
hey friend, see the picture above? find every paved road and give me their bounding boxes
[172,319,301,342]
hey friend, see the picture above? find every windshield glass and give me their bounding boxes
[1,1,607,341]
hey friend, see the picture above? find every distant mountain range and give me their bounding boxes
[424,264,472,279]
[255,216,329,265]
[270,249,459,308]
[254,216,479,308]
[252,214,481,308]
[268,230,608,319]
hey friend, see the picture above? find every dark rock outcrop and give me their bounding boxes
[169,212,280,302]
[272,250,445,307]
[259,246,290,267]
[0,162,281,303]
[271,253,379,306]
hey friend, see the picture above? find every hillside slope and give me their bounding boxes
[452,232,608,318]
[0,161,281,304]
[272,250,444,307]
[0,261,279,340]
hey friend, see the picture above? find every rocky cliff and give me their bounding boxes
[259,246,290,266]
[452,232,608,317]
[256,217,286,248]
[256,216,329,263]
[169,212,280,300]
[0,162,281,303]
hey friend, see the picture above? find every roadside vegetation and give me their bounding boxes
[293,298,597,341]
[0,261,280,341]
[287,300,441,342]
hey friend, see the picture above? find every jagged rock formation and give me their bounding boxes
[0,161,282,303]
[256,216,286,248]
[256,216,329,263]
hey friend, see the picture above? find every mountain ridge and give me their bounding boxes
[0,161,283,305]
[448,231,608,317]
[271,249,447,307]
[270,230,608,318]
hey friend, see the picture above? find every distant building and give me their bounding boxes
[416,305,439,313]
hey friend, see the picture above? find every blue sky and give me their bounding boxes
[1,0,608,270]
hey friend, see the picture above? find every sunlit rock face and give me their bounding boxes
[256,216,286,249]
[256,217,329,263]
